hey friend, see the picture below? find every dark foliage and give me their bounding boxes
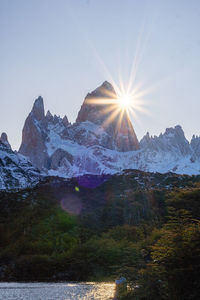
[0,172,200,299]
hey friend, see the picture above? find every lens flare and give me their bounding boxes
[117,94,132,109]
[84,80,149,134]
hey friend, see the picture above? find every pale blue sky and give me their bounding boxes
[1,0,200,150]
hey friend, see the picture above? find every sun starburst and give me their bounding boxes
[118,94,132,109]
[84,80,148,133]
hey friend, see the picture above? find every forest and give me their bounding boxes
[0,172,200,299]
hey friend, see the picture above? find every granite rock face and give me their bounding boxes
[76,81,117,126]
[19,96,48,170]
[19,96,72,171]
[76,81,139,151]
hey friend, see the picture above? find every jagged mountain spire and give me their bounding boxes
[31,96,45,121]
[76,81,116,125]
[76,81,139,151]
[63,115,69,126]
[19,96,47,169]
[0,132,11,149]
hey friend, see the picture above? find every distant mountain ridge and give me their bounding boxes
[1,81,200,189]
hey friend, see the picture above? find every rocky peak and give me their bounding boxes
[102,80,115,91]
[19,96,47,169]
[76,81,139,151]
[46,110,53,121]
[191,134,200,159]
[164,125,185,138]
[140,132,158,150]
[31,96,45,121]
[141,132,150,141]
[0,132,11,149]
[140,125,190,156]
[191,134,200,142]
[76,81,117,125]
[163,126,189,152]
[87,80,116,98]
[63,115,69,127]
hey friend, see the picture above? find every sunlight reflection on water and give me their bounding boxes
[0,282,115,300]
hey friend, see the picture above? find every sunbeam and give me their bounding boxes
[84,77,151,134]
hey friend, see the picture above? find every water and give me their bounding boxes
[0,282,116,300]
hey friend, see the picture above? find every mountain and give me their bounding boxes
[19,82,140,176]
[0,134,40,190]
[0,132,11,149]
[16,81,200,179]
[138,125,200,174]
[76,81,139,151]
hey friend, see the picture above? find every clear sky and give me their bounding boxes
[1,0,200,150]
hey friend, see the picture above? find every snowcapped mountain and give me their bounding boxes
[17,81,200,178]
[1,80,200,191]
[138,125,200,174]
[0,135,40,190]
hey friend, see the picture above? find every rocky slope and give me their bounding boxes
[0,136,40,190]
[16,81,200,178]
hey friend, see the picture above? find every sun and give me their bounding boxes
[117,94,132,109]
[84,79,148,133]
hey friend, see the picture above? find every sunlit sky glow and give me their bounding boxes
[1,0,200,150]
[118,95,131,108]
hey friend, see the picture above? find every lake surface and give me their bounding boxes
[0,282,116,300]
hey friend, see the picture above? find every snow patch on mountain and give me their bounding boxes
[0,140,40,190]
[45,141,200,178]
[22,112,200,178]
